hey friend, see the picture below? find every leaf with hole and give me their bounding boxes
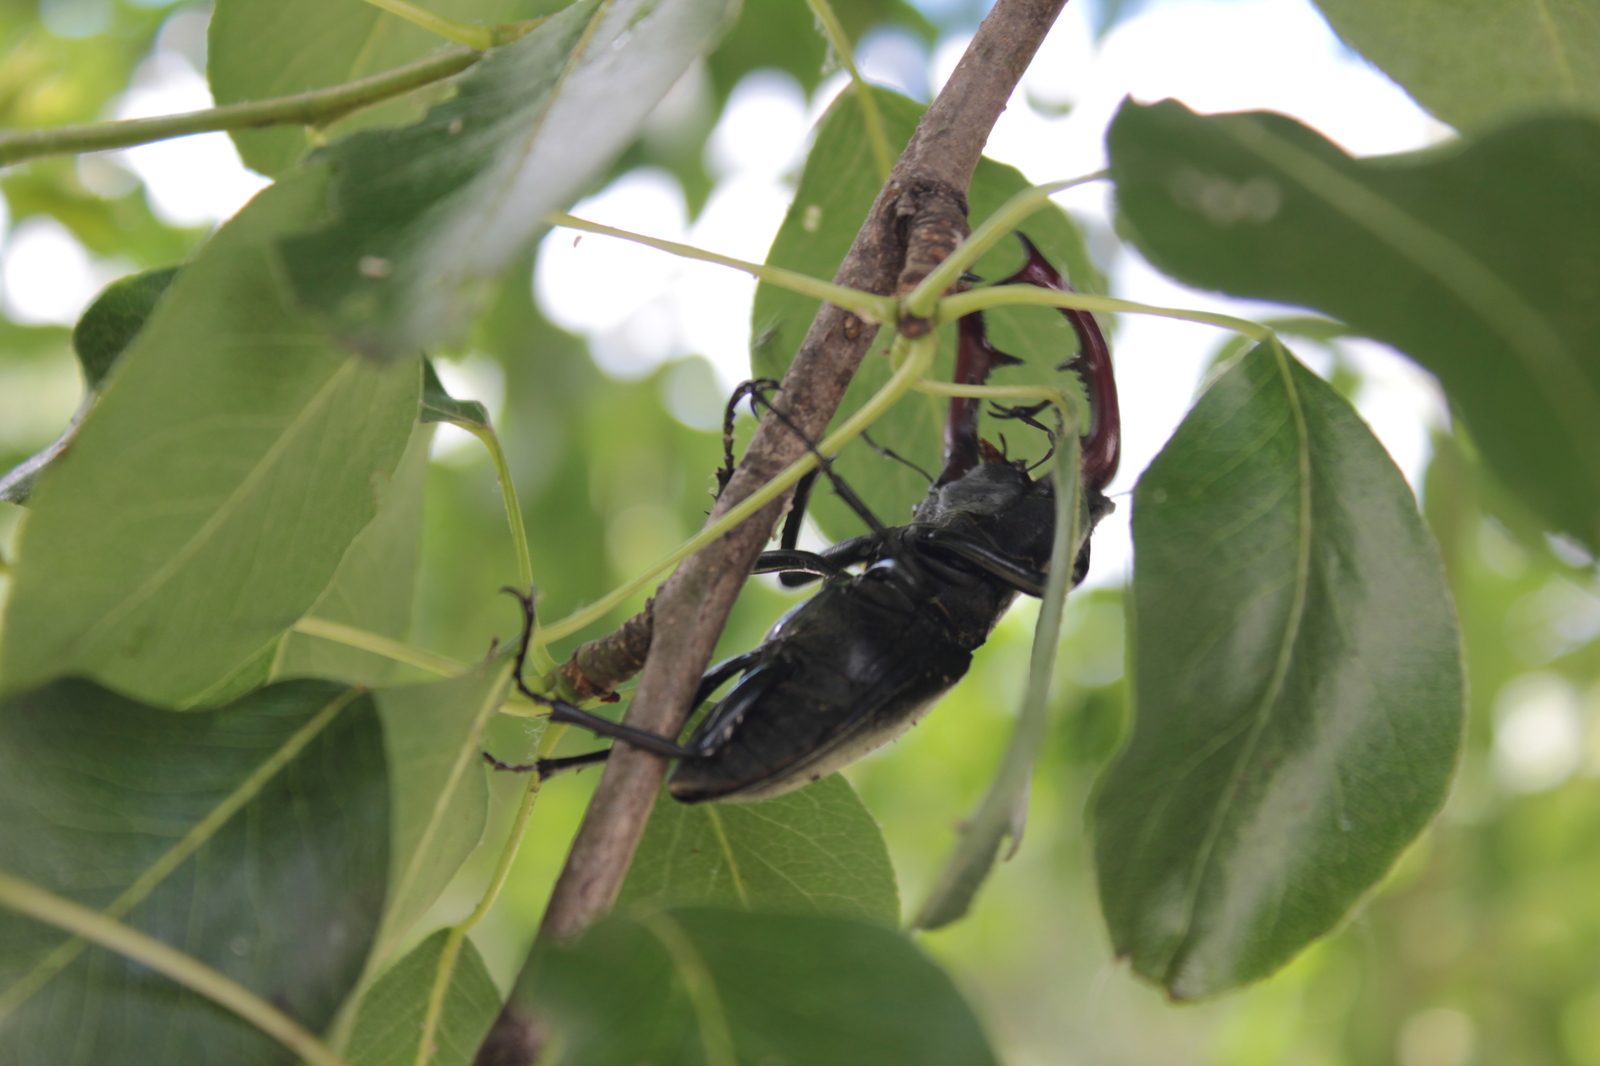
[1094,341,1463,998]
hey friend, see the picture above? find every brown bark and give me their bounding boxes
[475,1,1069,1060]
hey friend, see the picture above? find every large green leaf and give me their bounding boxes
[754,87,1106,538]
[532,907,999,1066]
[273,424,434,687]
[279,0,738,361]
[345,929,501,1066]
[616,775,900,924]
[0,171,421,707]
[1312,0,1600,131]
[367,665,506,964]
[1094,342,1463,999]
[1109,100,1600,553]
[0,678,388,1063]
[208,0,543,177]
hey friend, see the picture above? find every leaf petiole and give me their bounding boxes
[938,284,1274,341]
[806,0,892,182]
[547,212,899,325]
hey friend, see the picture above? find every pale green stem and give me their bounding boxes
[287,618,539,709]
[291,617,465,676]
[461,423,555,674]
[638,911,739,1066]
[548,212,899,325]
[912,380,1079,410]
[806,0,892,181]
[0,687,362,1020]
[0,873,347,1066]
[535,335,938,647]
[357,0,496,48]
[414,722,566,1066]
[913,411,1082,930]
[938,285,1274,341]
[0,48,479,167]
[903,172,1109,318]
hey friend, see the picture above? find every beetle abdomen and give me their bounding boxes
[668,581,972,804]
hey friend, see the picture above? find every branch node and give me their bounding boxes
[558,599,655,703]
[895,179,971,335]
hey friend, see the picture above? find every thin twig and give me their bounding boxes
[472,2,1071,1061]
[0,48,480,167]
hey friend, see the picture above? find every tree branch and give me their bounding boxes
[0,48,480,167]
[473,1,1069,1061]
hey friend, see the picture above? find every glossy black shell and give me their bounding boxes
[667,461,1109,803]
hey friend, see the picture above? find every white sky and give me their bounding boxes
[0,0,1451,587]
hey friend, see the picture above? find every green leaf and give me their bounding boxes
[367,665,506,964]
[274,424,434,687]
[532,907,999,1066]
[70,265,180,390]
[0,678,388,1062]
[345,929,501,1066]
[0,266,181,505]
[207,0,539,177]
[1094,342,1463,999]
[616,775,900,925]
[278,0,738,361]
[1312,0,1600,131]
[0,171,421,707]
[754,86,1106,538]
[707,0,935,99]
[422,359,491,429]
[1108,100,1600,553]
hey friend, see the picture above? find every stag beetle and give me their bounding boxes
[493,236,1119,803]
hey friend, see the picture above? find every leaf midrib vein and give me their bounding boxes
[1222,116,1600,493]
[1166,345,1315,982]
[67,359,361,668]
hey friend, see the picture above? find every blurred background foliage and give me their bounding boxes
[3,0,1600,1064]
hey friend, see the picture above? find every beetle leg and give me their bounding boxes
[500,585,694,759]
[535,695,698,759]
[919,529,1048,597]
[694,650,764,706]
[778,469,819,552]
[482,749,611,779]
[753,548,844,580]
[775,532,884,588]
[717,378,782,499]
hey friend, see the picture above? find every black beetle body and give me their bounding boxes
[492,237,1119,806]
[669,461,1112,803]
